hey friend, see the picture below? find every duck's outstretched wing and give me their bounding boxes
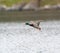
[36,20,44,26]
[35,20,41,26]
[36,21,40,26]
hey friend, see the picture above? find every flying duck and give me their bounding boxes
[25,21,41,30]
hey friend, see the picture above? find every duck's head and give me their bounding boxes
[25,23,29,25]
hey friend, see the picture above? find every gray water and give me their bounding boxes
[0,20,60,53]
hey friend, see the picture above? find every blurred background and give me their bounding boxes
[0,1,60,53]
[0,0,60,22]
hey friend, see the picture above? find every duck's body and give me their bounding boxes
[25,21,41,30]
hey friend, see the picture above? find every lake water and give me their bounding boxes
[0,20,60,53]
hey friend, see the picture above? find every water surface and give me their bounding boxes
[0,20,60,53]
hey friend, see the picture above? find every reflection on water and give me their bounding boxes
[0,20,60,53]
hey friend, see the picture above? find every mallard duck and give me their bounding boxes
[25,21,41,30]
